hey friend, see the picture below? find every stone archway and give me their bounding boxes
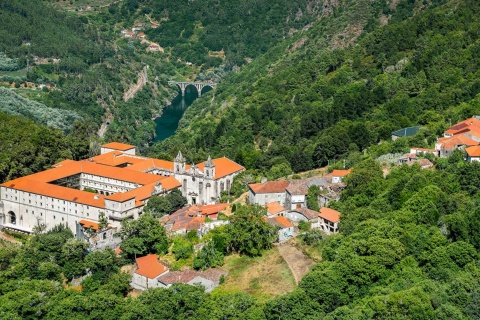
[8,211,16,224]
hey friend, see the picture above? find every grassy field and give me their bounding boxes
[212,247,296,303]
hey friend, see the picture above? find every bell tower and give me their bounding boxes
[204,155,215,180]
[174,151,186,174]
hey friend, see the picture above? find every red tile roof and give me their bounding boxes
[102,142,136,151]
[135,254,169,279]
[265,202,286,215]
[158,268,227,285]
[445,118,480,136]
[438,135,478,149]
[331,169,352,177]
[267,216,293,228]
[248,180,289,194]
[79,219,101,231]
[291,207,319,220]
[196,157,244,179]
[466,145,480,157]
[319,207,341,223]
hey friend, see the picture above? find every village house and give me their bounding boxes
[284,207,319,225]
[248,180,289,206]
[318,207,341,234]
[266,215,294,242]
[159,203,229,236]
[157,269,227,293]
[137,32,146,39]
[328,169,352,184]
[265,202,287,217]
[77,219,118,249]
[285,181,308,210]
[132,254,169,290]
[435,135,478,157]
[465,146,480,162]
[0,142,242,235]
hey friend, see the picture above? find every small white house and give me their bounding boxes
[330,169,351,184]
[319,207,341,234]
[248,180,289,206]
[132,254,169,290]
[466,146,480,162]
[266,216,294,242]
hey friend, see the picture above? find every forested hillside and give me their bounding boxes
[152,0,480,176]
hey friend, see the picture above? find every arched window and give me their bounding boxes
[8,211,16,224]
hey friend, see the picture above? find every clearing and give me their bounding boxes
[277,240,316,284]
[214,247,296,302]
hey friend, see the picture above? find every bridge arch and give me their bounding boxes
[168,81,217,98]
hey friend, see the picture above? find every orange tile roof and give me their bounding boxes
[268,216,293,228]
[319,207,341,223]
[248,180,289,194]
[78,219,111,231]
[445,118,480,136]
[196,157,244,179]
[102,142,136,151]
[2,177,106,208]
[439,135,478,149]
[135,254,169,279]
[91,151,145,167]
[52,159,77,168]
[160,176,182,190]
[331,169,352,177]
[411,147,436,153]
[265,202,286,215]
[466,146,480,157]
[198,203,229,215]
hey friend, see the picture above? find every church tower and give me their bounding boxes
[174,151,186,174]
[204,155,215,179]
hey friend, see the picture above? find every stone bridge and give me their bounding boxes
[168,81,217,97]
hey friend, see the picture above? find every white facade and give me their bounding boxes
[249,191,286,206]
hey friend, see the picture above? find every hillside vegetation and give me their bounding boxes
[152,0,480,176]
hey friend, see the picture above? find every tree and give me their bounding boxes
[119,213,169,260]
[193,240,224,270]
[307,185,320,211]
[225,205,276,256]
[144,195,173,217]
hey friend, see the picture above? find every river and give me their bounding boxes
[153,92,197,142]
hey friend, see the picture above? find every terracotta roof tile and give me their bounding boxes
[248,180,289,194]
[78,219,111,231]
[267,216,293,228]
[319,207,341,223]
[291,207,319,220]
[196,157,244,179]
[265,202,286,215]
[466,145,480,157]
[158,268,227,285]
[135,254,169,279]
[331,169,352,177]
[102,142,136,151]
[439,135,478,149]
[445,118,480,136]
[286,181,308,195]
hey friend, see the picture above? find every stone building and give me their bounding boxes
[0,142,243,236]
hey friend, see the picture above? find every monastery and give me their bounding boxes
[0,142,244,236]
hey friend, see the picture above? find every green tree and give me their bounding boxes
[225,205,276,256]
[119,213,169,260]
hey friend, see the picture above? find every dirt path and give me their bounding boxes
[0,231,23,245]
[277,241,315,284]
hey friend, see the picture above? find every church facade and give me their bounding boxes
[0,142,244,235]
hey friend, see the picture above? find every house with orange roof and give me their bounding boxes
[466,145,480,162]
[443,117,480,138]
[248,180,289,206]
[319,207,341,234]
[0,143,242,236]
[266,216,294,242]
[435,134,479,157]
[132,254,169,290]
[329,169,352,184]
[160,203,230,236]
[409,147,438,157]
[265,202,287,217]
